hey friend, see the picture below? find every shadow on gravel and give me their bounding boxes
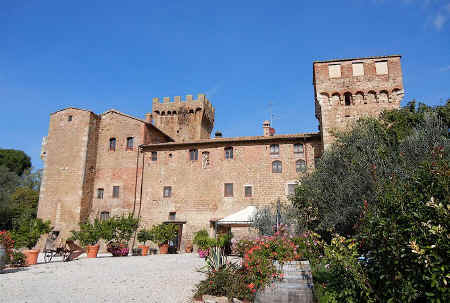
[1,267,30,274]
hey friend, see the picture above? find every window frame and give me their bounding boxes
[287,183,297,196]
[168,212,176,221]
[68,115,73,122]
[296,159,307,173]
[189,149,198,161]
[112,186,120,198]
[126,137,134,150]
[270,144,280,155]
[163,186,172,198]
[244,185,253,197]
[97,188,104,199]
[109,138,116,151]
[151,151,157,161]
[272,160,282,173]
[224,183,234,197]
[293,143,304,154]
[224,147,233,159]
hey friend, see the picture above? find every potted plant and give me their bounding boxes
[101,214,139,257]
[1,230,14,270]
[185,240,193,253]
[149,223,177,254]
[70,219,102,258]
[193,229,212,258]
[11,216,52,265]
[137,229,153,256]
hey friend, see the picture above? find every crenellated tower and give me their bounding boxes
[313,55,404,150]
[151,94,215,142]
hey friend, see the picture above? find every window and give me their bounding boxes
[328,64,341,78]
[163,186,172,198]
[224,183,233,197]
[344,92,352,106]
[287,184,296,196]
[109,138,116,151]
[100,211,110,221]
[97,188,104,199]
[296,159,306,173]
[126,137,134,150]
[352,63,364,76]
[202,151,210,168]
[151,151,157,161]
[68,115,73,122]
[225,147,233,159]
[169,212,176,220]
[112,186,120,198]
[270,144,280,155]
[244,186,252,197]
[293,143,304,154]
[272,161,282,173]
[375,61,388,75]
[189,149,198,161]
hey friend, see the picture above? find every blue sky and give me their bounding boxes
[1,0,449,169]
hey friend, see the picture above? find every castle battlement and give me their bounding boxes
[152,94,214,113]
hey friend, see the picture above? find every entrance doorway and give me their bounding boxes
[163,220,186,253]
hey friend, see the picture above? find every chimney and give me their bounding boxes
[215,131,222,138]
[145,113,153,123]
[263,120,272,136]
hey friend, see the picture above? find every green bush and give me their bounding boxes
[193,229,211,250]
[101,214,139,245]
[11,216,52,249]
[148,223,177,246]
[70,219,102,246]
[137,228,153,245]
[10,250,26,267]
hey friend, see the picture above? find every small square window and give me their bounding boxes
[109,138,116,151]
[97,188,104,199]
[287,184,296,196]
[225,147,233,159]
[352,63,364,76]
[100,211,110,221]
[189,149,198,161]
[328,64,341,78]
[112,186,120,198]
[68,115,73,122]
[151,151,157,161]
[224,183,233,197]
[296,160,307,173]
[126,137,134,150]
[375,61,388,75]
[293,143,304,154]
[163,186,172,198]
[270,144,279,155]
[244,186,252,197]
[169,212,176,221]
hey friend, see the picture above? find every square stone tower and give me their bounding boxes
[151,94,215,142]
[313,55,404,150]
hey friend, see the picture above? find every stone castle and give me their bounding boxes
[37,55,404,250]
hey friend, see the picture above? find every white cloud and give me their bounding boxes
[433,13,447,30]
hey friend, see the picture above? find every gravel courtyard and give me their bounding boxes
[0,253,205,303]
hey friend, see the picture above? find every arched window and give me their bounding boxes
[344,92,352,106]
[379,90,389,103]
[355,92,365,104]
[167,111,172,115]
[189,109,194,114]
[161,111,166,116]
[172,111,177,115]
[296,160,306,173]
[367,91,377,103]
[331,93,341,105]
[272,161,282,173]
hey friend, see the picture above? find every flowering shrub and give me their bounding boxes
[233,239,255,257]
[10,251,26,267]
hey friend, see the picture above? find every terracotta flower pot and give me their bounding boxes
[24,249,40,266]
[159,244,169,254]
[86,244,99,258]
[138,245,149,256]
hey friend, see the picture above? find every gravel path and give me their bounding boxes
[0,253,205,303]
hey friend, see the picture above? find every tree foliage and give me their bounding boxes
[0,149,31,176]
